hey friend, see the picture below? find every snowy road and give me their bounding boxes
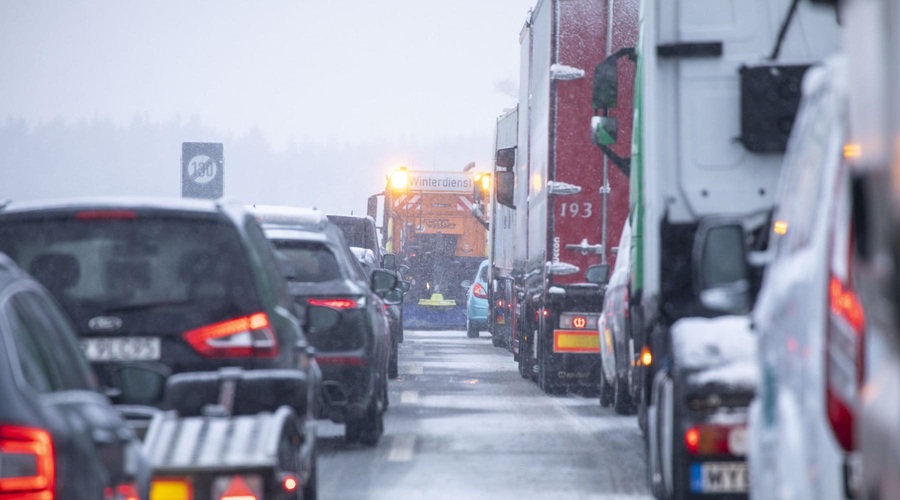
[317,330,653,500]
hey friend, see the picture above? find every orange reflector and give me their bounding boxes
[773,220,788,235]
[843,143,861,159]
[150,478,193,500]
[553,330,600,353]
[640,346,652,366]
[220,478,256,500]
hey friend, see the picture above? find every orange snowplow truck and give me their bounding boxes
[378,167,488,329]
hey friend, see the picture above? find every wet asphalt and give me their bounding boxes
[317,329,653,500]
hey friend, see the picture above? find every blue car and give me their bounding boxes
[465,259,489,338]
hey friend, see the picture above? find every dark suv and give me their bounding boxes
[0,198,317,407]
[0,252,150,499]
[252,206,396,446]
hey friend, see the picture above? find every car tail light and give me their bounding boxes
[684,424,746,456]
[281,474,299,493]
[0,425,54,498]
[75,210,137,220]
[825,178,864,453]
[826,275,864,452]
[473,283,488,299]
[307,297,365,309]
[183,312,278,358]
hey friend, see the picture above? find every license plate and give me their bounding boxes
[81,337,161,361]
[690,462,749,493]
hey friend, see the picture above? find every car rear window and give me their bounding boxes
[0,214,261,331]
[271,240,343,282]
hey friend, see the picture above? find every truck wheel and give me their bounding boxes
[466,318,479,338]
[613,372,635,415]
[598,365,613,407]
[388,339,399,379]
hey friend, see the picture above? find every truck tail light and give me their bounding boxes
[473,283,488,299]
[183,312,278,358]
[307,297,365,309]
[0,425,55,498]
[684,424,746,456]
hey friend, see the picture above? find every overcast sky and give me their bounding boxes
[0,0,531,149]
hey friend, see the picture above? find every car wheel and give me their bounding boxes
[388,339,399,379]
[466,318,478,338]
[303,445,319,500]
[347,397,383,447]
[613,371,635,415]
[599,364,613,408]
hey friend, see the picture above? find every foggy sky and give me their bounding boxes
[0,0,533,214]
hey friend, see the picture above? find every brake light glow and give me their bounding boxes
[282,475,298,492]
[473,283,488,299]
[75,210,138,220]
[684,425,745,456]
[307,297,364,309]
[640,346,652,366]
[183,313,278,358]
[825,178,864,454]
[0,425,54,497]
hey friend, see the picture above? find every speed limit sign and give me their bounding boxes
[182,143,223,199]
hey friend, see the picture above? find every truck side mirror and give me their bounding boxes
[585,264,610,284]
[693,218,752,314]
[367,195,378,220]
[593,59,620,110]
[496,170,515,208]
[496,147,516,168]
[382,253,397,271]
[399,280,411,293]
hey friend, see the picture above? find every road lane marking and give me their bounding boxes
[412,350,425,357]
[408,364,424,375]
[387,435,416,462]
[400,390,419,404]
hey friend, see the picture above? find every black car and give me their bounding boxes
[0,252,150,499]
[352,246,405,379]
[252,205,397,446]
[0,197,318,408]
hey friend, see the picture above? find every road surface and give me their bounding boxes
[318,329,652,500]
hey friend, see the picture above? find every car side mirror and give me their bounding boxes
[306,305,341,333]
[370,268,398,293]
[399,280,411,293]
[585,264,610,284]
[382,253,397,271]
[693,218,752,314]
[382,288,403,305]
[460,280,473,289]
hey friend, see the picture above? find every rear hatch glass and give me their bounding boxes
[0,213,261,337]
[272,240,343,283]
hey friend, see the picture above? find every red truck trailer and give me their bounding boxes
[496,0,634,393]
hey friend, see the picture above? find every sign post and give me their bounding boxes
[181,142,224,199]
